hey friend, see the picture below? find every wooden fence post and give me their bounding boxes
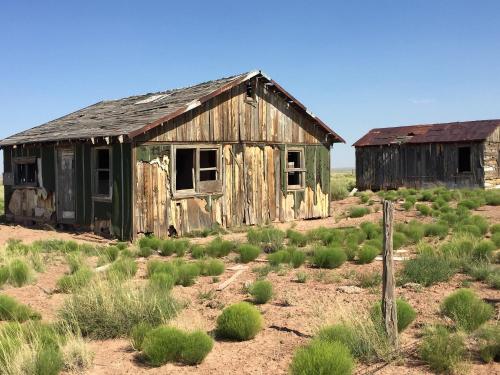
[382,199,398,348]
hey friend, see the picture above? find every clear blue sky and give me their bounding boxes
[1,1,500,171]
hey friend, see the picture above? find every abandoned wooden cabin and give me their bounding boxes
[354,120,500,190]
[0,70,344,240]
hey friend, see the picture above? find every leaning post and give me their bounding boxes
[382,199,398,349]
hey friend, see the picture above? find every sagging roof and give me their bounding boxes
[0,70,344,146]
[353,120,500,147]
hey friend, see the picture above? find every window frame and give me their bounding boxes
[172,144,222,197]
[13,157,38,187]
[92,146,113,201]
[285,147,306,190]
[457,146,472,173]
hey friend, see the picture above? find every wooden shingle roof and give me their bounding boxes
[1,70,344,146]
[353,120,500,147]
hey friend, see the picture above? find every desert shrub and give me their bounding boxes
[330,173,355,200]
[238,244,261,263]
[358,192,370,204]
[247,227,285,252]
[491,223,500,234]
[176,263,200,286]
[130,322,153,351]
[348,206,370,218]
[487,272,500,290]
[307,227,345,246]
[142,326,186,366]
[249,280,273,304]
[290,340,354,375]
[360,221,381,239]
[107,258,138,280]
[36,346,64,375]
[485,190,500,206]
[474,323,500,363]
[419,325,465,373]
[296,271,308,283]
[439,237,475,260]
[370,299,416,332]
[216,302,263,341]
[180,330,214,365]
[473,240,496,261]
[317,324,376,362]
[357,271,382,288]
[400,253,457,286]
[467,262,494,281]
[401,220,426,243]
[60,332,94,373]
[116,242,128,250]
[66,252,84,274]
[357,245,378,264]
[57,267,94,293]
[458,199,481,210]
[137,246,153,258]
[201,258,225,276]
[463,215,489,235]
[312,246,346,269]
[344,239,358,261]
[0,266,10,287]
[149,272,175,292]
[492,232,500,248]
[0,294,41,322]
[392,232,407,250]
[190,245,206,259]
[290,250,306,268]
[441,289,494,332]
[267,249,291,266]
[8,259,32,287]
[416,204,432,216]
[456,224,482,237]
[205,237,234,258]
[146,259,177,278]
[424,222,449,238]
[159,239,190,257]
[59,279,178,339]
[286,229,308,247]
[102,246,120,263]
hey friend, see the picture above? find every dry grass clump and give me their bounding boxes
[247,227,285,252]
[0,295,41,322]
[59,278,179,339]
[347,206,370,218]
[419,325,466,374]
[237,244,261,263]
[312,246,346,269]
[249,280,273,304]
[57,267,94,293]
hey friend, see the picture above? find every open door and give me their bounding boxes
[56,148,76,223]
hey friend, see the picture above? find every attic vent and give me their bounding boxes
[135,94,170,105]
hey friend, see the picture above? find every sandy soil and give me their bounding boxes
[0,198,499,375]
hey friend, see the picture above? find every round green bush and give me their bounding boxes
[286,230,308,247]
[419,325,465,373]
[180,330,214,365]
[400,253,457,287]
[190,245,206,259]
[143,326,187,366]
[290,340,354,375]
[357,245,378,264]
[473,240,496,261]
[176,263,200,287]
[267,249,291,266]
[149,272,175,292]
[290,250,306,268]
[238,244,261,263]
[424,223,449,238]
[205,259,225,276]
[441,289,494,332]
[312,247,346,269]
[249,280,273,304]
[393,232,408,250]
[216,302,263,341]
[130,322,153,351]
[370,299,417,333]
[206,237,234,257]
[8,259,31,287]
[318,324,375,361]
[137,246,153,258]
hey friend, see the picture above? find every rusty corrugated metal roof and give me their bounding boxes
[353,120,500,147]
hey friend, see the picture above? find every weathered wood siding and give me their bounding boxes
[135,78,329,146]
[484,127,500,189]
[356,142,485,190]
[134,142,330,237]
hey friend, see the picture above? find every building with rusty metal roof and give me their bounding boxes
[354,120,500,190]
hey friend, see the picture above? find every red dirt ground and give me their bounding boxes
[0,198,499,375]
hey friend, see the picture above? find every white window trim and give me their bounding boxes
[286,147,306,190]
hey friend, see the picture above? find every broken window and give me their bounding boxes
[93,148,112,198]
[458,147,471,173]
[14,158,38,186]
[175,148,195,191]
[174,146,221,194]
[286,149,305,189]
